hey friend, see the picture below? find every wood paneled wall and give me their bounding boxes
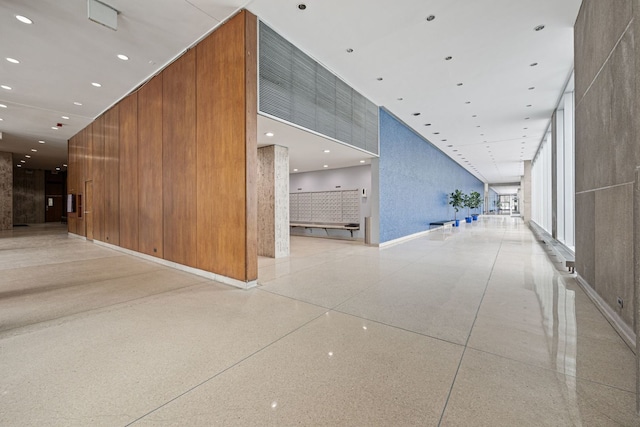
[66,10,258,283]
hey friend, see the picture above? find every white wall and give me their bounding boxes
[289,165,371,239]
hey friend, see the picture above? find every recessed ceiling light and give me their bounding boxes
[51,126,58,130]
[61,116,69,120]
[534,25,545,31]
[426,15,435,21]
[15,15,33,24]
[20,160,25,163]
[63,164,67,167]
[346,48,354,53]
[31,149,37,152]
[524,127,528,130]
[25,155,31,158]
[6,58,19,64]
[447,145,453,147]
[453,149,458,152]
[445,56,452,61]
[433,132,440,135]
[376,77,383,81]
[17,164,22,168]
[0,104,6,108]
[397,97,403,101]
[412,112,421,116]
[526,104,532,107]
[472,115,477,118]
[297,3,307,10]
[523,135,527,137]
[441,139,447,142]
[73,102,82,106]
[293,168,298,172]
[360,160,366,163]
[530,62,538,67]
[457,83,463,86]
[56,167,61,171]
[117,54,129,61]
[424,123,431,126]
[1,85,12,90]
[465,101,471,104]
[0,118,3,121]
[265,132,274,137]
[91,82,102,87]
[521,141,526,144]
[528,87,535,90]
[476,125,481,128]
[38,140,45,144]
[323,165,328,168]
[525,117,530,120]
[323,149,330,153]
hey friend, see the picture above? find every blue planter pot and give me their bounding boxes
[454,219,460,227]
[465,217,472,223]
[472,214,479,221]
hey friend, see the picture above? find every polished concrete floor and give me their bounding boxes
[0,218,637,426]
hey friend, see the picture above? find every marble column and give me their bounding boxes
[522,160,532,223]
[0,152,12,230]
[258,145,289,258]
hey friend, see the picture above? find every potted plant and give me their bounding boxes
[469,191,482,220]
[463,193,473,223]
[449,189,464,227]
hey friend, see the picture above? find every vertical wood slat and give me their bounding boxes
[104,106,120,245]
[119,93,138,250]
[92,116,105,242]
[163,49,197,267]
[138,75,164,258]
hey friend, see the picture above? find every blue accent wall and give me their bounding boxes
[379,109,484,243]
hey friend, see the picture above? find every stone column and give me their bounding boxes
[258,145,289,258]
[522,160,532,223]
[0,152,12,230]
[635,167,640,414]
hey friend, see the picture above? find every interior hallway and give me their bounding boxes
[0,218,637,426]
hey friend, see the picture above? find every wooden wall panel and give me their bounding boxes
[75,127,86,237]
[138,75,164,258]
[92,116,105,242]
[119,93,139,250]
[163,49,197,267]
[67,135,78,234]
[104,106,120,245]
[196,11,256,281]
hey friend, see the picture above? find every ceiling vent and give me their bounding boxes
[88,0,118,31]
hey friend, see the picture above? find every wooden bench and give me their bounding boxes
[429,220,455,229]
[290,222,360,237]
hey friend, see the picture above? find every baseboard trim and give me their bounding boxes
[93,240,257,290]
[575,274,636,354]
[379,226,448,248]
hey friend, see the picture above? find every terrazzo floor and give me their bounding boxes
[0,218,637,426]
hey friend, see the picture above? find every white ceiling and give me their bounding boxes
[0,0,581,185]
